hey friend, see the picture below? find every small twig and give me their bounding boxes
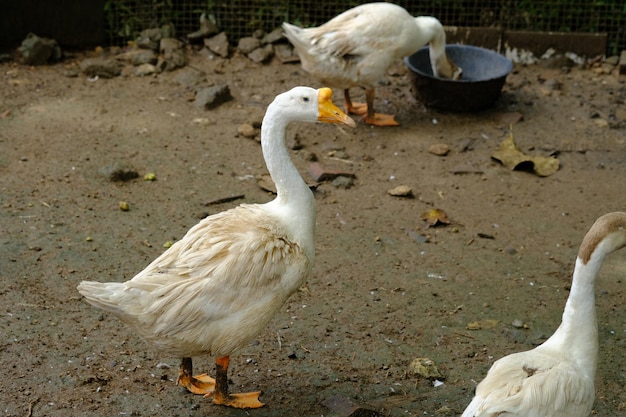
[26,398,39,417]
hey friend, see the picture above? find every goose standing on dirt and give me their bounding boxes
[77,87,355,409]
[282,2,462,126]
[460,212,626,417]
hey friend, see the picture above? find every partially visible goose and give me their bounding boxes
[461,212,626,417]
[77,87,355,409]
[283,2,462,126]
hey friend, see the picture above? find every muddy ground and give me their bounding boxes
[1,47,625,417]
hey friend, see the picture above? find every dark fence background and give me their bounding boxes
[105,1,625,56]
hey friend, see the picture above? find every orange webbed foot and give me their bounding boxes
[207,390,264,409]
[365,113,399,126]
[177,372,216,395]
[347,102,368,115]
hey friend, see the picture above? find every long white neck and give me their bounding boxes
[413,16,455,79]
[260,105,316,249]
[540,250,606,374]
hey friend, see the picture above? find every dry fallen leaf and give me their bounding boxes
[420,208,451,227]
[491,128,559,176]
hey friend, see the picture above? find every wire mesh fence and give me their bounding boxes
[105,1,626,56]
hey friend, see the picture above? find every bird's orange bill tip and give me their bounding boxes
[317,88,356,128]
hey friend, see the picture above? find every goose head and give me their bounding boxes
[273,86,356,127]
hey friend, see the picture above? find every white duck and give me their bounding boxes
[77,87,355,409]
[283,2,462,127]
[460,212,626,417]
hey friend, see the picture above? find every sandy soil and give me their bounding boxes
[0,48,625,417]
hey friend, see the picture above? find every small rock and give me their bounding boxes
[429,143,450,156]
[117,49,158,66]
[593,118,608,128]
[173,68,206,87]
[195,83,232,109]
[80,57,122,78]
[238,37,261,54]
[387,185,413,197]
[238,123,258,139]
[614,107,626,121]
[119,201,130,211]
[247,44,274,64]
[408,357,443,379]
[134,63,158,76]
[159,38,186,71]
[331,176,354,188]
[136,28,164,51]
[204,32,229,58]
[18,33,62,65]
[262,28,285,44]
[274,43,300,63]
[512,319,524,328]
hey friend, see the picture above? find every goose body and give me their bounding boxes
[77,86,355,408]
[283,2,461,126]
[461,212,626,417]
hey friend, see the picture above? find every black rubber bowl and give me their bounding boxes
[404,44,513,112]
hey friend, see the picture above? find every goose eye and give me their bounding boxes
[302,96,310,103]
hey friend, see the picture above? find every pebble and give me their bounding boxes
[429,143,450,156]
[387,185,413,197]
[194,83,232,109]
[237,123,258,139]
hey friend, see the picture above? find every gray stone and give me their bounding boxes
[173,68,206,87]
[247,44,274,63]
[262,28,285,44]
[117,49,158,66]
[204,32,229,57]
[80,57,122,78]
[238,37,261,54]
[158,38,186,71]
[194,83,232,109]
[18,33,62,65]
[134,63,158,76]
[274,43,300,63]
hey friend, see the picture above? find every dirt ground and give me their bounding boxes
[1,46,625,417]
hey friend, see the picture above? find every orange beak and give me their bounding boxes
[317,87,356,127]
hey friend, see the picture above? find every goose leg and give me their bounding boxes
[207,355,264,408]
[176,357,216,394]
[344,89,368,115]
[364,88,398,126]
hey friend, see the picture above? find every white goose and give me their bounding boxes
[461,212,626,417]
[77,87,355,409]
[283,2,462,126]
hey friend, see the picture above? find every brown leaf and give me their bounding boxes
[491,128,559,176]
[420,208,450,227]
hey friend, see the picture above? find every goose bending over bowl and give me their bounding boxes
[283,2,462,126]
[77,87,355,409]
[461,212,626,417]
